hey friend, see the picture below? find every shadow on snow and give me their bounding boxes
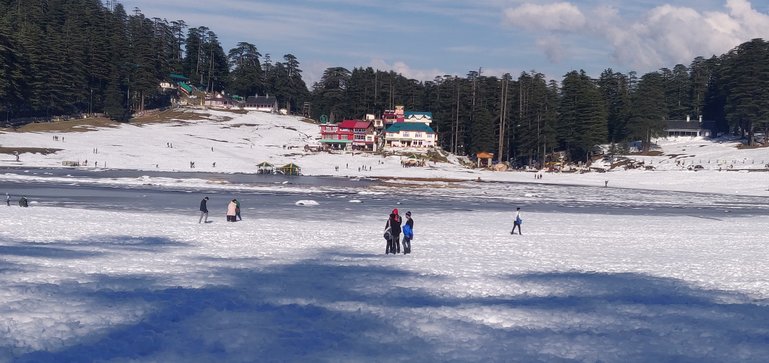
[4,247,769,362]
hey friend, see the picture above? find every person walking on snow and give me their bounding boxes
[402,211,414,254]
[199,196,209,223]
[385,208,402,254]
[226,199,238,222]
[235,199,242,221]
[511,207,523,235]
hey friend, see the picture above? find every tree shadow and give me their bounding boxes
[0,244,103,259]
[7,250,769,362]
[0,236,188,258]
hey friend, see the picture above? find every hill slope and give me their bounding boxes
[1,109,768,196]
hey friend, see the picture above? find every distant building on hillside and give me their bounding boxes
[665,115,715,138]
[404,111,432,125]
[204,93,236,109]
[244,95,278,112]
[384,122,436,149]
[382,106,405,126]
[319,120,377,151]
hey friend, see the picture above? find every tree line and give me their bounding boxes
[311,40,769,164]
[0,0,308,121]
[2,1,768,165]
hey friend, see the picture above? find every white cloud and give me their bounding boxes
[300,59,445,87]
[368,59,444,82]
[302,60,333,88]
[503,2,586,32]
[536,36,567,63]
[503,0,769,72]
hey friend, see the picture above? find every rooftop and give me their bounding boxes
[386,123,435,133]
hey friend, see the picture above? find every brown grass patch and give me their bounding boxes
[736,143,768,150]
[371,176,467,183]
[374,183,459,189]
[130,109,210,125]
[3,117,118,133]
[628,150,664,156]
[0,146,61,155]
[299,118,317,125]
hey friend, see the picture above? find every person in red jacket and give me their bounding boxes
[384,208,402,254]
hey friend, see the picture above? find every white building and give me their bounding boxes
[384,122,436,149]
[404,111,432,125]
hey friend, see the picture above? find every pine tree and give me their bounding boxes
[598,69,631,143]
[469,105,495,155]
[628,72,667,153]
[661,64,691,120]
[103,3,129,120]
[0,9,23,119]
[721,39,769,144]
[558,70,607,162]
[228,42,263,97]
[312,67,351,122]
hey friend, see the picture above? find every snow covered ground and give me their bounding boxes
[1,200,768,362]
[1,110,769,361]
[1,109,768,196]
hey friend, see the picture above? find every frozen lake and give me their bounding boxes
[3,170,769,362]
[3,168,768,220]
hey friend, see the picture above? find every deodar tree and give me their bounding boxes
[628,72,667,153]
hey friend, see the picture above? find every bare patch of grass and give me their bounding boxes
[3,117,118,133]
[629,150,664,156]
[736,143,768,150]
[0,146,61,155]
[372,176,467,183]
[299,118,317,125]
[131,109,210,125]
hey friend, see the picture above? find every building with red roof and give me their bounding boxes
[319,120,376,151]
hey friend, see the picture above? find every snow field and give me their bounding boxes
[2,204,769,361]
[3,110,768,197]
[3,110,769,360]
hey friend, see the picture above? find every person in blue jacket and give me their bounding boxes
[511,207,522,235]
[402,211,414,254]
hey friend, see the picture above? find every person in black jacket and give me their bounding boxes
[199,196,209,223]
[385,208,402,254]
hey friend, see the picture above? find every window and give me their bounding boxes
[414,132,422,138]
[403,132,410,137]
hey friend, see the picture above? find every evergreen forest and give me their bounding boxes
[2,1,769,164]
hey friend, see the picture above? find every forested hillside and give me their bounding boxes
[1,1,768,165]
[0,0,308,121]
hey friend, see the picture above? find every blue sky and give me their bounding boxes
[121,0,769,85]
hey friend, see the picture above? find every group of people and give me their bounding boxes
[383,206,522,255]
[199,196,522,254]
[384,209,414,254]
[199,196,242,223]
[5,193,28,207]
